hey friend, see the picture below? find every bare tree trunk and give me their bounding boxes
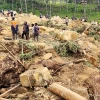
[48,83,87,100]
[31,0,33,12]
[25,0,27,13]
[12,0,13,10]
[46,2,48,14]
[74,0,77,16]
[67,0,69,13]
[50,0,51,18]
[60,0,61,12]
[20,0,23,12]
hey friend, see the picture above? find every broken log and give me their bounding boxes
[0,43,25,69]
[48,83,87,100]
[0,84,20,98]
[52,58,86,75]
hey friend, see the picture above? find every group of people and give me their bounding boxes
[0,8,22,17]
[11,17,39,41]
[65,15,88,26]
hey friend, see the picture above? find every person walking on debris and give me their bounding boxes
[34,23,39,41]
[65,15,69,26]
[22,21,29,40]
[11,17,18,40]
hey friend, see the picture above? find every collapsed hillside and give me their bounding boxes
[0,13,100,100]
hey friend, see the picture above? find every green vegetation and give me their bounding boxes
[54,41,81,57]
[19,40,39,60]
[0,0,100,21]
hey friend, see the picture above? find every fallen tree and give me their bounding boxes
[48,83,87,100]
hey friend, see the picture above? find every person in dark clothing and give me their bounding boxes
[10,10,13,17]
[40,13,42,18]
[11,17,18,40]
[34,23,39,41]
[22,21,29,40]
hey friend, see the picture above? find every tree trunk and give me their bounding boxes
[20,0,23,12]
[48,83,87,100]
[50,0,51,18]
[25,0,27,13]
[67,0,69,13]
[12,0,13,10]
[46,3,48,14]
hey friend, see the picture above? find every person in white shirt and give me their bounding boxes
[13,11,16,17]
[32,24,34,37]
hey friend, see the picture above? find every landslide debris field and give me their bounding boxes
[0,13,100,100]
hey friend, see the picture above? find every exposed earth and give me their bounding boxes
[0,12,100,100]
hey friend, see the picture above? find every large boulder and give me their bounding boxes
[20,67,52,87]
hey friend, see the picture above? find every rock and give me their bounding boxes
[20,67,52,87]
[29,64,44,69]
[83,67,99,75]
[71,86,89,99]
[0,17,7,23]
[20,70,33,87]
[42,59,61,70]
[77,74,89,83]
[12,87,28,94]
[52,57,65,64]
[85,73,100,100]
[39,26,47,33]
[35,43,47,49]
[34,57,41,64]
[85,54,99,66]
[42,53,53,60]
[17,92,31,99]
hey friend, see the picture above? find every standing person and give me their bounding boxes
[65,15,69,26]
[2,9,4,15]
[7,10,10,17]
[22,21,29,40]
[34,23,39,41]
[32,24,34,38]
[11,17,18,40]
[19,8,22,14]
[10,10,13,17]
[40,13,42,18]
[13,11,16,17]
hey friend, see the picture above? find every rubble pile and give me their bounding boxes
[0,12,100,100]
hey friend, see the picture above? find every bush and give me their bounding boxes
[54,41,81,57]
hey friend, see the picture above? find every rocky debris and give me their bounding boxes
[0,17,7,23]
[42,59,61,70]
[0,25,3,33]
[85,73,100,100]
[0,56,24,87]
[54,30,78,41]
[42,53,53,60]
[0,13,100,100]
[20,67,52,87]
